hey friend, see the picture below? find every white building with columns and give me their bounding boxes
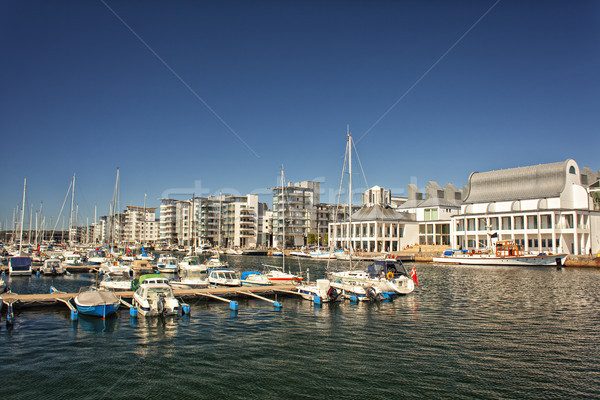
[451,159,600,255]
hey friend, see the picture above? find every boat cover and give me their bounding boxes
[241,271,261,280]
[10,257,31,270]
[76,290,119,306]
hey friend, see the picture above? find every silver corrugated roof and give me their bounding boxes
[351,204,414,221]
[463,160,569,204]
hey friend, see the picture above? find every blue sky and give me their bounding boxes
[1,0,599,229]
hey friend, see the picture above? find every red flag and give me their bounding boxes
[411,266,419,286]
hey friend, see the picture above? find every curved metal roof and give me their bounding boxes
[463,160,570,204]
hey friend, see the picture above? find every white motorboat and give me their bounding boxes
[329,279,383,301]
[226,248,243,255]
[207,267,241,287]
[156,255,178,273]
[297,279,343,303]
[178,255,207,273]
[87,249,108,265]
[132,274,182,317]
[100,260,132,276]
[99,273,133,292]
[263,265,303,284]
[310,249,340,259]
[432,241,568,266]
[41,258,64,275]
[63,251,84,266]
[240,271,272,286]
[170,270,209,289]
[204,256,229,268]
[329,260,415,297]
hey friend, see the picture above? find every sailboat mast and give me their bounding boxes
[69,174,75,245]
[218,191,222,252]
[347,126,353,266]
[281,166,286,273]
[112,168,119,250]
[19,178,26,255]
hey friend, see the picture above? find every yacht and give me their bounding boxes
[156,255,178,274]
[41,258,64,275]
[207,267,241,287]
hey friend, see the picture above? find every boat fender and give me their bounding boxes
[157,295,165,315]
[386,272,394,280]
[327,287,339,300]
[365,287,376,300]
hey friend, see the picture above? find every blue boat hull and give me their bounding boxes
[76,304,119,318]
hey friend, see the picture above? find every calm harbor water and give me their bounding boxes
[2,256,600,399]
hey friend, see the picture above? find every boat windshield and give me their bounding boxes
[47,261,60,268]
[219,272,236,280]
[147,287,172,297]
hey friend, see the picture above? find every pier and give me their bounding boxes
[0,284,296,310]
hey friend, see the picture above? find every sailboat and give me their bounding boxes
[264,166,303,284]
[9,179,32,276]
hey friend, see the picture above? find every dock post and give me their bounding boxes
[71,309,78,321]
[181,304,191,315]
[349,295,358,303]
[129,307,138,317]
[6,303,14,325]
[229,300,238,311]
[313,295,322,305]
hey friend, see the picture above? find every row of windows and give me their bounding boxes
[456,214,587,232]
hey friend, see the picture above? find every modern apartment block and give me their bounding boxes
[270,180,320,248]
[451,159,600,255]
[123,206,158,245]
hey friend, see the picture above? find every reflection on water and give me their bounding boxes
[2,262,600,399]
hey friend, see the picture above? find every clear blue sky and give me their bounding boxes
[1,0,599,229]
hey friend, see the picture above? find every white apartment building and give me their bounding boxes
[159,199,177,245]
[451,159,600,255]
[123,206,158,246]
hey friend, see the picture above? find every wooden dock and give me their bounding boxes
[0,284,297,310]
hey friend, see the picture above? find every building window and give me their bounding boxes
[527,216,538,229]
[478,218,486,231]
[502,217,511,230]
[467,219,475,231]
[569,166,576,174]
[514,216,524,230]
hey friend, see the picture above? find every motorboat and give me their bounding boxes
[170,270,209,289]
[137,252,154,262]
[99,273,133,292]
[432,241,568,266]
[226,248,243,255]
[240,271,272,286]
[156,255,178,273]
[290,250,310,258]
[329,259,415,297]
[63,251,84,266]
[73,287,120,318]
[87,249,108,265]
[263,265,302,284]
[100,260,132,276]
[204,256,229,268]
[207,267,241,287]
[329,279,383,302]
[297,279,343,303]
[9,256,32,276]
[130,260,155,275]
[178,255,207,273]
[132,274,182,317]
[41,258,64,275]
[310,249,341,259]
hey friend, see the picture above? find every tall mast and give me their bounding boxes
[347,126,353,267]
[19,178,26,255]
[218,191,222,252]
[190,194,195,253]
[281,166,286,273]
[112,168,119,250]
[69,174,75,245]
[28,204,32,245]
[143,193,147,247]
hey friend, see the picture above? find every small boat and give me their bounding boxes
[73,287,120,318]
[120,254,136,262]
[87,249,108,265]
[310,249,340,259]
[204,256,229,268]
[207,267,241,287]
[130,259,155,275]
[9,256,32,276]
[240,271,272,286]
[297,279,343,303]
[132,274,182,317]
[170,270,209,289]
[63,251,84,266]
[137,253,154,262]
[178,255,207,273]
[432,241,568,266]
[226,248,243,255]
[263,265,303,284]
[99,273,133,292]
[156,256,178,273]
[272,251,284,257]
[41,258,64,275]
[290,250,310,258]
[330,259,415,297]
[100,260,132,275]
[329,279,383,302]
[0,278,6,293]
